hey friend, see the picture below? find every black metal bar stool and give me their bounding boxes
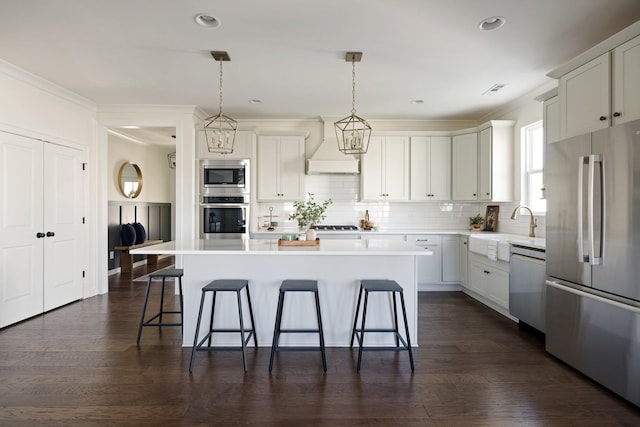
[269,280,327,372]
[350,279,414,372]
[136,268,184,345]
[189,279,257,372]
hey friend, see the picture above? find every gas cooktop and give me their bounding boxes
[311,225,359,231]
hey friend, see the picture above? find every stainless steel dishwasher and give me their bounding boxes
[509,244,546,333]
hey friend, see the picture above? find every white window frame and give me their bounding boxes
[521,120,545,214]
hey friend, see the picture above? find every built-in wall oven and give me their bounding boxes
[199,159,250,239]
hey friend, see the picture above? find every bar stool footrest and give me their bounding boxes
[279,328,321,333]
[274,346,325,352]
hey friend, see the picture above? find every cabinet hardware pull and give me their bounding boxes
[599,116,607,121]
[46,231,55,237]
[36,232,45,238]
[613,112,621,117]
[484,270,490,274]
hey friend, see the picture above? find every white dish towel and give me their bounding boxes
[487,239,498,261]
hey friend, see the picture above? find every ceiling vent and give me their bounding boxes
[483,83,507,95]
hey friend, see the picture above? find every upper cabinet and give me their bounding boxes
[543,95,561,144]
[410,136,451,201]
[553,27,640,139]
[559,52,611,138]
[613,34,640,126]
[451,132,478,201]
[197,130,254,160]
[257,135,305,201]
[361,136,409,201]
[478,122,513,202]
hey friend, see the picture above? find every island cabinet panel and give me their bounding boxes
[130,239,426,348]
[257,135,305,201]
[361,136,409,201]
[410,136,451,201]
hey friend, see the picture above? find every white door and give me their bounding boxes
[452,133,478,200]
[0,132,44,328]
[43,143,83,311]
[278,136,305,201]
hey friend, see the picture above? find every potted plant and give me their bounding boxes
[469,214,485,231]
[289,193,332,240]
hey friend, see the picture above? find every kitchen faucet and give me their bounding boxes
[510,205,537,238]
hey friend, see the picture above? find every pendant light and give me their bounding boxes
[204,51,237,154]
[334,52,371,155]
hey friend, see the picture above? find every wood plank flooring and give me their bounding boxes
[1,258,639,426]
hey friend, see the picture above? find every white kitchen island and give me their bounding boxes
[131,239,430,347]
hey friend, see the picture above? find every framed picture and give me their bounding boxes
[484,205,499,232]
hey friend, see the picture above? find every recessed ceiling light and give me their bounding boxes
[249,99,263,104]
[478,16,506,31]
[411,100,425,105]
[194,14,220,28]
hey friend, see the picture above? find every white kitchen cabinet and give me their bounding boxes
[558,34,640,137]
[478,121,514,202]
[468,253,510,312]
[197,130,254,160]
[406,235,441,288]
[543,96,561,144]
[442,236,460,282]
[451,132,478,200]
[257,135,305,201]
[559,52,611,138]
[459,236,469,286]
[613,34,640,126]
[0,132,84,328]
[410,136,451,201]
[361,136,409,201]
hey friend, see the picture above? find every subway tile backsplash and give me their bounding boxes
[254,175,545,237]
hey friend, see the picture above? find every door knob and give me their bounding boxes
[36,232,45,238]
[599,116,607,121]
[613,112,621,117]
[46,231,55,237]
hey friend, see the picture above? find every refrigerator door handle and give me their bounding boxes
[588,154,603,265]
[577,156,588,263]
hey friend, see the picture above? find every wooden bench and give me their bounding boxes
[114,240,163,273]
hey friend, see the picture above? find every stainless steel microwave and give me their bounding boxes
[200,159,250,195]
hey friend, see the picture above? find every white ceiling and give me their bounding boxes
[2,0,640,126]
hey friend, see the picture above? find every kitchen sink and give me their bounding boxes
[468,233,545,261]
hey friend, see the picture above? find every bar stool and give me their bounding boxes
[350,279,414,372]
[136,268,184,345]
[189,279,257,372]
[269,280,327,372]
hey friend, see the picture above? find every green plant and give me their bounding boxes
[289,193,332,229]
[469,214,485,226]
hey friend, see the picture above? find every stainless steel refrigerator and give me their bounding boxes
[546,118,640,407]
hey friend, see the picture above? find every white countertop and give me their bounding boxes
[130,239,432,256]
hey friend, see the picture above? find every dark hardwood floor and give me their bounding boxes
[1,257,639,426]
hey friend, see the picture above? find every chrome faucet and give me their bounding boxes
[510,205,537,238]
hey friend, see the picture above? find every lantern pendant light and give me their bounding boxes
[334,52,371,155]
[204,51,237,154]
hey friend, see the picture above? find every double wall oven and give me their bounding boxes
[199,159,250,239]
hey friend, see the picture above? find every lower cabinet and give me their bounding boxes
[407,234,461,290]
[459,236,469,285]
[468,253,510,313]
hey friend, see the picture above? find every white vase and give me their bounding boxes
[306,228,317,241]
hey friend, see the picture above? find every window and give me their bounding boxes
[522,121,545,213]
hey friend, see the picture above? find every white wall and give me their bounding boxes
[108,134,175,203]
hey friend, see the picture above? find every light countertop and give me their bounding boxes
[130,239,432,256]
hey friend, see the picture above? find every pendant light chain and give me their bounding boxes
[218,60,224,116]
[351,59,356,115]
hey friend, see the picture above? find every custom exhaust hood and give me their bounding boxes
[306,118,360,174]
